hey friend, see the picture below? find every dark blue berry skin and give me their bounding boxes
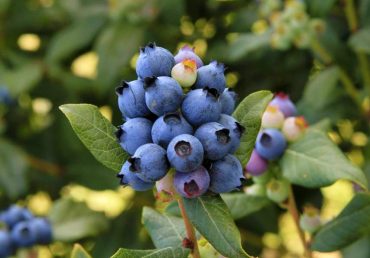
[218,114,245,153]
[220,88,237,115]
[136,43,175,79]
[151,113,193,148]
[0,230,13,257]
[194,122,232,160]
[209,154,244,193]
[117,161,154,191]
[193,61,226,94]
[0,87,12,106]
[116,118,153,155]
[255,128,287,160]
[10,221,37,248]
[116,80,152,118]
[1,205,33,229]
[167,134,204,172]
[269,93,297,117]
[129,143,169,182]
[30,218,53,245]
[174,166,210,198]
[181,88,221,127]
[144,76,183,116]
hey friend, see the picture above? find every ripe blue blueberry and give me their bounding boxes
[220,88,237,115]
[1,205,33,229]
[193,61,226,94]
[269,93,297,117]
[144,76,183,116]
[136,42,175,78]
[246,149,268,176]
[152,113,193,148]
[181,88,221,127]
[208,154,244,193]
[115,80,152,118]
[116,118,153,155]
[129,143,169,182]
[30,218,53,245]
[255,128,287,160]
[173,166,210,198]
[218,114,245,153]
[0,87,12,106]
[174,45,203,68]
[10,221,37,248]
[167,134,204,172]
[0,230,13,257]
[194,122,232,160]
[117,160,155,191]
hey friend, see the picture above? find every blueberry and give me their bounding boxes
[208,154,244,193]
[261,106,284,129]
[1,205,33,229]
[155,172,175,195]
[0,87,12,106]
[173,166,210,198]
[299,206,322,234]
[129,143,169,182]
[218,114,245,153]
[10,221,37,248]
[174,45,203,68]
[143,76,183,116]
[194,122,232,160]
[136,42,175,78]
[116,118,153,155]
[266,178,290,203]
[30,218,53,245]
[167,134,204,172]
[152,113,193,148]
[255,129,287,160]
[171,60,197,88]
[220,88,237,115]
[117,160,155,191]
[269,93,297,117]
[282,116,307,142]
[193,61,226,94]
[0,230,13,257]
[182,88,221,127]
[115,80,152,118]
[246,149,268,176]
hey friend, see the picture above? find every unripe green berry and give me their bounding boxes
[262,106,285,129]
[244,184,266,197]
[171,59,197,88]
[266,178,290,203]
[299,205,322,234]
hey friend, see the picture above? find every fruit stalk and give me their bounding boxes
[287,185,312,258]
[177,198,200,258]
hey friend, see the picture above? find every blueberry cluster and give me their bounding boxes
[115,43,245,199]
[0,205,52,258]
[245,93,307,202]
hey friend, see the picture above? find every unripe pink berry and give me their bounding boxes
[282,116,307,142]
[262,106,285,129]
[171,59,197,88]
[245,149,268,176]
[155,172,175,201]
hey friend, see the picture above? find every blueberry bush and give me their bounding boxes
[0,0,370,257]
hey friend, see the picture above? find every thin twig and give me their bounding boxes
[25,154,64,176]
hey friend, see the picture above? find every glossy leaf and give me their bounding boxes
[111,247,190,258]
[183,195,250,258]
[49,198,109,241]
[227,33,270,62]
[280,130,367,189]
[233,90,273,166]
[59,104,127,172]
[349,28,370,54]
[142,207,186,248]
[312,193,370,251]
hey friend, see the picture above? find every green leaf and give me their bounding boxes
[183,195,250,258]
[233,90,273,166]
[227,32,271,62]
[111,247,190,258]
[0,138,27,199]
[71,244,92,258]
[349,28,370,54]
[302,67,339,110]
[142,207,186,248]
[49,198,109,242]
[47,14,107,62]
[280,130,367,189]
[221,193,271,220]
[59,104,127,172]
[306,0,336,17]
[95,23,144,90]
[311,193,370,251]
